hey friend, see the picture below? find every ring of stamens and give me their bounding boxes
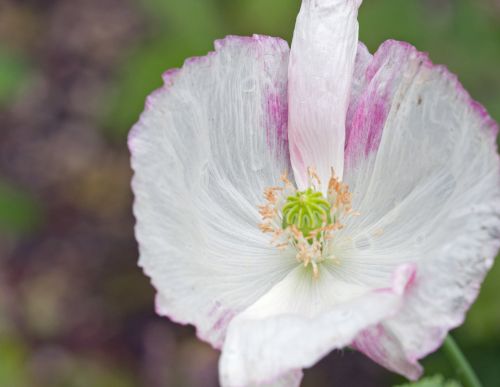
[258,168,356,279]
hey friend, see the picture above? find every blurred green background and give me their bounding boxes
[0,0,499,386]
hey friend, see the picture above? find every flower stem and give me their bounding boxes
[442,335,482,387]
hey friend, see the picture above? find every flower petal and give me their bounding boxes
[352,324,423,380]
[346,42,373,135]
[343,40,500,378]
[129,35,298,349]
[288,0,362,190]
[219,264,415,386]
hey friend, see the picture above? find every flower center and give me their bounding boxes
[282,188,331,240]
[258,168,355,278]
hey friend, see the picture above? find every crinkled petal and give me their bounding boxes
[219,264,415,386]
[288,0,362,190]
[342,40,500,378]
[344,40,405,189]
[129,35,298,349]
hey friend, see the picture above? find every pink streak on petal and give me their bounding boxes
[344,39,498,171]
[344,41,415,169]
[266,91,288,145]
[352,325,423,381]
[391,263,417,295]
[259,36,291,166]
[345,92,389,166]
[345,42,372,131]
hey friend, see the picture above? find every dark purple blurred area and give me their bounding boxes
[0,1,219,386]
[0,0,499,386]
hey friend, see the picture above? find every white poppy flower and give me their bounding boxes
[128,0,500,386]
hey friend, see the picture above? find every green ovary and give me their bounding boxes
[282,188,332,238]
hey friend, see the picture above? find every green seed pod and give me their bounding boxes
[281,188,332,238]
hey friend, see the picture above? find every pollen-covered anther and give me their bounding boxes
[263,186,282,203]
[307,166,322,190]
[259,223,274,233]
[280,172,294,188]
[328,168,353,214]
[258,204,276,220]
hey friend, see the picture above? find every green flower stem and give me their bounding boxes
[442,335,482,387]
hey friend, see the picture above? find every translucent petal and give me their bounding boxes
[288,0,362,190]
[219,264,415,386]
[129,35,298,349]
[342,40,500,378]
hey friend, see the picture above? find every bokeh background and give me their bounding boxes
[0,0,499,386]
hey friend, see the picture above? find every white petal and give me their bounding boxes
[245,369,303,387]
[129,35,298,349]
[342,40,500,378]
[219,264,415,386]
[288,0,362,190]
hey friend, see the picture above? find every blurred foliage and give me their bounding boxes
[0,180,41,234]
[0,337,29,387]
[0,48,29,106]
[1,0,499,386]
[0,336,136,387]
[395,375,461,387]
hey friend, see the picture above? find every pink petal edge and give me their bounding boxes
[345,39,498,171]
